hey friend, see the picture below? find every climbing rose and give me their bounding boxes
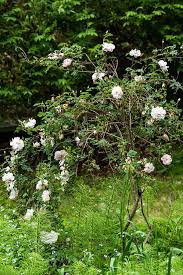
[40,230,59,244]
[10,137,24,152]
[151,107,166,120]
[129,49,142,58]
[161,154,172,165]
[102,42,115,52]
[112,86,123,99]
[143,163,155,173]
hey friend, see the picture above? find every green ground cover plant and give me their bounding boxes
[0,151,182,274]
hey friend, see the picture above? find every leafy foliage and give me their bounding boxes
[0,0,183,123]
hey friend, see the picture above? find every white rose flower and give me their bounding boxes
[161,154,172,165]
[60,170,69,183]
[42,190,50,202]
[9,188,18,200]
[134,75,144,82]
[36,180,43,190]
[151,107,166,120]
[10,137,24,152]
[40,230,59,244]
[33,142,40,148]
[54,150,67,161]
[129,49,142,58]
[7,181,15,191]
[36,179,48,190]
[75,136,80,146]
[24,118,36,128]
[158,60,169,72]
[112,86,123,99]
[40,137,46,146]
[62,58,73,68]
[143,163,155,173]
[24,208,34,221]
[2,172,14,183]
[92,72,105,83]
[102,42,115,52]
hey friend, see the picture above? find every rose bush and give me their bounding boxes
[1,40,182,236]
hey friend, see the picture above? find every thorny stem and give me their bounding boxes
[128,98,134,148]
[123,189,142,232]
[122,189,142,252]
[122,187,152,251]
[140,196,152,230]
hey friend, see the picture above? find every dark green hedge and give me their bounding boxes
[0,0,183,123]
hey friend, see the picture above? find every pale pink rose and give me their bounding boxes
[63,58,73,68]
[143,163,155,173]
[161,154,172,165]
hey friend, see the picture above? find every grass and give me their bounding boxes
[0,149,182,274]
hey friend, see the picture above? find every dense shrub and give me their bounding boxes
[1,41,182,217]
